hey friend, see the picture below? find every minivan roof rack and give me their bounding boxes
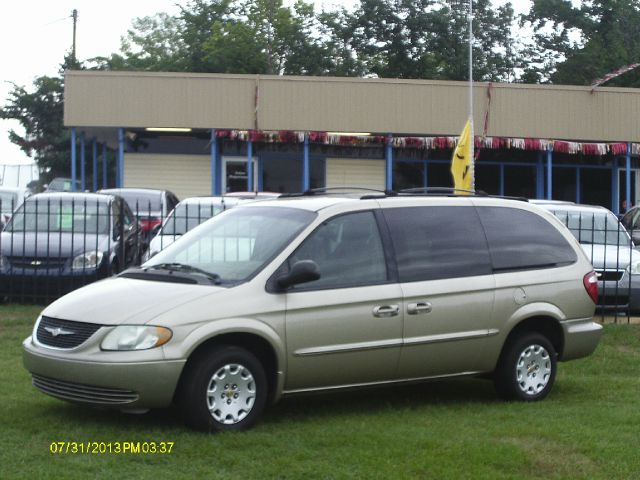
[280,186,529,202]
[398,187,487,196]
[280,187,395,198]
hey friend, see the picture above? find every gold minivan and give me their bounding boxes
[23,193,602,431]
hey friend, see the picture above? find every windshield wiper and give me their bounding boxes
[146,262,221,284]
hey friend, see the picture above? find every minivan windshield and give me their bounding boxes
[551,210,630,246]
[144,206,316,283]
[161,202,225,235]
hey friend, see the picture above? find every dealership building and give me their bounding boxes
[64,71,640,214]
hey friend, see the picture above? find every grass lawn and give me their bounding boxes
[1,304,639,479]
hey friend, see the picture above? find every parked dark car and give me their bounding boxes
[99,188,179,240]
[0,192,143,302]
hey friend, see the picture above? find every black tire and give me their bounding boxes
[494,332,557,401]
[178,345,267,432]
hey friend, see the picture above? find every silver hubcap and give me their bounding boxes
[206,363,256,424]
[515,344,552,396]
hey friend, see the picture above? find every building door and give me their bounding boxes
[222,157,258,193]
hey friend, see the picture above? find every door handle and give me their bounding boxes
[372,305,399,318]
[407,302,432,315]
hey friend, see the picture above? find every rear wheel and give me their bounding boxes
[494,332,557,401]
[179,345,267,432]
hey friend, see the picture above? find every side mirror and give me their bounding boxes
[277,260,320,289]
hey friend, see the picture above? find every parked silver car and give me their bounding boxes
[143,196,242,261]
[23,194,602,431]
[533,201,640,312]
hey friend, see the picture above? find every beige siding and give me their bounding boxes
[124,153,211,199]
[326,158,386,190]
[65,71,640,143]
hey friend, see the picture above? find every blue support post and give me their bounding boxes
[546,146,553,200]
[385,134,393,191]
[247,140,254,192]
[102,143,108,189]
[536,153,544,199]
[211,129,218,195]
[92,138,98,192]
[302,133,310,192]
[258,159,264,191]
[611,159,619,215]
[70,128,77,191]
[80,132,86,191]
[499,164,505,196]
[575,167,581,204]
[423,160,428,189]
[117,128,125,188]
[626,143,632,211]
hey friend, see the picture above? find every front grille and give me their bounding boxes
[596,270,624,282]
[8,256,66,269]
[36,316,102,349]
[32,374,138,405]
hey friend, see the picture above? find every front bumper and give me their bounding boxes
[22,336,185,409]
[560,319,603,361]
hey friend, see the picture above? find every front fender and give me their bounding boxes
[165,317,287,398]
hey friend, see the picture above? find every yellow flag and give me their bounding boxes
[450,119,473,193]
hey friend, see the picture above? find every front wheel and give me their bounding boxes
[178,346,267,432]
[494,333,557,401]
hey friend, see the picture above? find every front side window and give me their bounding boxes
[383,206,492,282]
[145,206,316,283]
[287,211,388,290]
[8,198,110,235]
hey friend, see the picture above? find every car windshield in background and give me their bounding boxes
[0,192,18,214]
[119,192,162,212]
[551,210,629,246]
[144,206,316,283]
[162,203,225,235]
[7,200,110,235]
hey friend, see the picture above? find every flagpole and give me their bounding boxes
[468,0,474,190]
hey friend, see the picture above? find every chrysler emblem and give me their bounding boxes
[44,327,75,337]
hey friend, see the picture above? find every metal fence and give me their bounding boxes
[0,196,224,304]
[1,196,638,324]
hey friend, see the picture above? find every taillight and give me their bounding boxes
[583,271,598,304]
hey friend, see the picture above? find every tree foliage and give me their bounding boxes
[520,0,640,86]
[96,0,517,80]
[0,56,80,179]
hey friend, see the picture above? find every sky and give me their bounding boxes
[0,0,523,166]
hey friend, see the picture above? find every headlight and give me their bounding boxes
[627,260,640,275]
[101,325,172,351]
[72,250,104,270]
[0,254,6,269]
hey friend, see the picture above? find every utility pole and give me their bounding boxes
[71,9,78,64]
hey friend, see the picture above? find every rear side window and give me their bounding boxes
[383,206,492,282]
[476,206,577,272]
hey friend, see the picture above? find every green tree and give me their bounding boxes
[349,0,517,81]
[0,57,80,180]
[96,13,190,71]
[520,0,640,86]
